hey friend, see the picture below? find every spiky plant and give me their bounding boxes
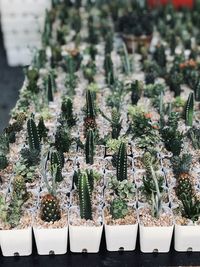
[12,175,29,202]
[26,68,39,93]
[61,97,76,127]
[187,127,200,150]
[50,149,63,182]
[110,198,128,220]
[27,117,40,151]
[131,80,143,105]
[40,194,61,222]
[172,153,192,176]
[176,173,194,199]
[116,142,127,181]
[6,195,23,228]
[84,89,97,133]
[37,117,48,141]
[20,148,40,167]
[85,129,95,165]
[104,53,115,85]
[180,194,200,222]
[46,73,54,102]
[105,32,113,55]
[78,172,92,220]
[150,167,162,219]
[55,124,73,153]
[169,72,183,97]
[184,92,194,127]
[153,44,166,68]
[194,79,200,101]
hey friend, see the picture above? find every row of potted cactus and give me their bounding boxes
[1,0,200,257]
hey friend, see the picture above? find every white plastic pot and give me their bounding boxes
[0,227,32,257]
[33,226,68,255]
[174,224,200,252]
[105,223,138,251]
[139,224,174,253]
[69,224,103,253]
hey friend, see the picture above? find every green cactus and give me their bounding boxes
[131,80,143,105]
[21,147,40,167]
[169,72,183,97]
[151,168,162,219]
[105,32,113,55]
[12,175,29,202]
[61,97,76,127]
[86,89,95,119]
[0,195,7,223]
[37,117,48,141]
[108,176,135,200]
[0,154,8,170]
[180,194,200,222]
[176,173,194,199]
[104,53,115,85]
[6,195,23,228]
[194,79,200,101]
[85,130,95,165]
[110,198,128,220]
[55,124,73,153]
[26,68,39,93]
[41,194,61,222]
[172,153,192,176]
[185,92,194,127]
[27,117,40,151]
[78,172,92,220]
[116,142,127,181]
[46,74,54,102]
[154,44,166,68]
[187,127,200,150]
[50,149,63,182]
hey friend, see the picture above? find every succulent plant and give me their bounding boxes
[108,176,135,200]
[84,89,97,133]
[194,78,200,101]
[37,117,48,141]
[85,129,95,165]
[14,161,36,182]
[168,72,183,97]
[46,73,55,102]
[172,153,192,176]
[6,195,24,228]
[25,68,39,94]
[104,53,115,85]
[88,15,99,45]
[55,124,73,153]
[116,142,127,181]
[21,148,40,167]
[78,172,92,220]
[12,175,29,202]
[130,80,143,105]
[187,127,200,150]
[153,44,166,68]
[110,198,128,220]
[61,97,76,127]
[184,92,194,127]
[180,194,200,222]
[83,61,96,83]
[27,117,40,152]
[50,149,63,182]
[40,194,61,223]
[105,32,113,55]
[176,173,194,200]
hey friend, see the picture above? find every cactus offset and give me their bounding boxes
[50,150,63,182]
[78,172,92,220]
[27,117,40,151]
[185,92,194,126]
[85,129,95,165]
[116,142,127,181]
[41,194,61,222]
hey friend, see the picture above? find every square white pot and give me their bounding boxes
[0,227,32,256]
[33,226,68,255]
[174,224,200,252]
[69,224,103,253]
[139,224,174,253]
[105,223,138,251]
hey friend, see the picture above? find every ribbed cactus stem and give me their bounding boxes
[46,74,54,102]
[27,118,40,151]
[78,172,92,220]
[185,92,194,127]
[50,150,63,182]
[85,129,94,165]
[116,142,127,181]
[195,79,200,101]
[86,89,95,119]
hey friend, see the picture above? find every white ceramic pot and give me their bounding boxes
[139,224,174,253]
[0,227,32,256]
[105,223,138,251]
[69,224,103,253]
[174,224,200,252]
[33,226,68,255]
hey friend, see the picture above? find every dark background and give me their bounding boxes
[1,28,200,267]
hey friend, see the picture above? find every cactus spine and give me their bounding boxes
[27,117,40,151]
[116,142,127,181]
[85,129,94,165]
[78,172,92,220]
[185,92,194,127]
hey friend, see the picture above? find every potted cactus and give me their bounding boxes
[33,152,68,255]
[69,171,103,253]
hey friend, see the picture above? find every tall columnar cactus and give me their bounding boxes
[104,53,114,85]
[61,97,76,127]
[41,194,61,222]
[78,172,92,220]
[111,107,122,139]
[185,92,194,127]
[37,117,48,141]
[84,90,97,132]
[195,79,200,101]
[154,44,166,68]
[85,130,95,165]
[131,80,142,105]
[50,149,63,182]
[46,73,54,102]
[116,142,127,181]
[27,117,40,151]
[12,175,29,202]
